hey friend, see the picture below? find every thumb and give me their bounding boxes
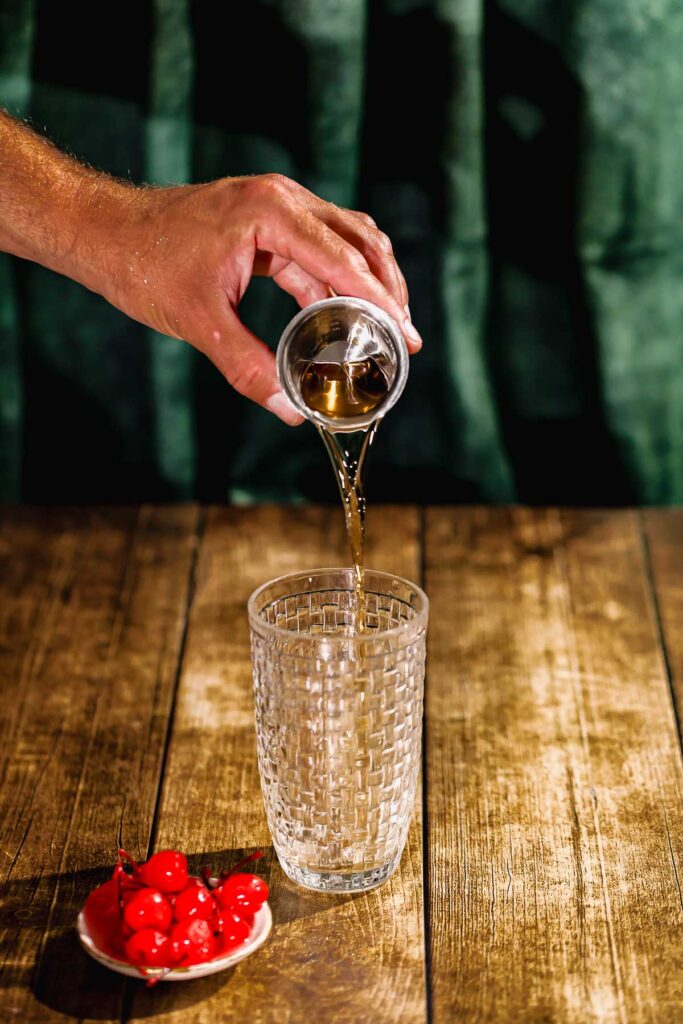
[206,309,303,426]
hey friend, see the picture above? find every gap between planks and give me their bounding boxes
[119,506,207,1024]
[124,505,428,1024]
[424,507,683,1024]
[638,510,683,751]
[0,506,200,1023]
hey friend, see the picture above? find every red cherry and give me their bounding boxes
[121,887,142,910]
[170,918,216,964]
[212,909,250,953]
[83,879,126,958]
[215,873,268,915]
[173,879,215,922]
[125,928,172,968]
[123,888,172,933]
[138,850,189,894]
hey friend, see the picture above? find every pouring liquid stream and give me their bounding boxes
[301,356,389,632]
[318,426,375,631]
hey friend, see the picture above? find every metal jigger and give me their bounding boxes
[276,296,409,433]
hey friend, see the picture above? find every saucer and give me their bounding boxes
[77,894,272,982]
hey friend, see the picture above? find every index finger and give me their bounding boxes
[255,207,422,352]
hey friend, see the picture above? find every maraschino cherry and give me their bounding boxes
[170,918,216,964]
[215,873,269,915]
[125,929,173,969]
[173,878,214,922]
[81,847,268,984]
[211,908,251,952]
[138,850,189,894]
[123,888,172,932]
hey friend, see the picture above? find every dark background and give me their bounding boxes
[2,0,683,505]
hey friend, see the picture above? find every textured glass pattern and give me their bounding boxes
[249,569,428,892]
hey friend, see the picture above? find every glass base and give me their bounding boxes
[277,852,401,893]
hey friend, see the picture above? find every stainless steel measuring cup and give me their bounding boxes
[276,296,409,433]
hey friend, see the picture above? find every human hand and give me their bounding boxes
[86,174,421,424]
[0,115,421,423]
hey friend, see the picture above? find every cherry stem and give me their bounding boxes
[117,849,139,874]
[221,850,264,880]
[115,868,124,919]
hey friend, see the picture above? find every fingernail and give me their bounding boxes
[403,318,422,350]
[266,391,304,426]
[404,303,411,320]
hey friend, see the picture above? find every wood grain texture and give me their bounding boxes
[0,506,198,1023]
[3,505,683,1024]
[642,509,683,720]
[127,505,426,1024]
[424,508,683,1024]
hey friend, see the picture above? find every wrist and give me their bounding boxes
[67,181,209,335]
[57,173,141,299]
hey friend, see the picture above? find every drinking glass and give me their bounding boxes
[248,567,428,893]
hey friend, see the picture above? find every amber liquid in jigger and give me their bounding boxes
[301,357,389,631]
[301,357,388,418]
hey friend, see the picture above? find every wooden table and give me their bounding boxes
[1,505,682,1023]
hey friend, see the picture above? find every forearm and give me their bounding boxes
[0,109,133,291]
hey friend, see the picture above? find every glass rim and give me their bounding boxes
[247,566,429,646]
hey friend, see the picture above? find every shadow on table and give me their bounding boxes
[0,848,362,1020]
[39,929,235,1020]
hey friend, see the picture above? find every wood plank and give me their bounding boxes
[425,508,683,1023]
[0,506,198,1023]
[642,508,683,723]
[127,505,426,1024]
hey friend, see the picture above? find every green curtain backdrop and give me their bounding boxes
[1,0,682,504]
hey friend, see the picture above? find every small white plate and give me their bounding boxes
[77,891,272,982]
